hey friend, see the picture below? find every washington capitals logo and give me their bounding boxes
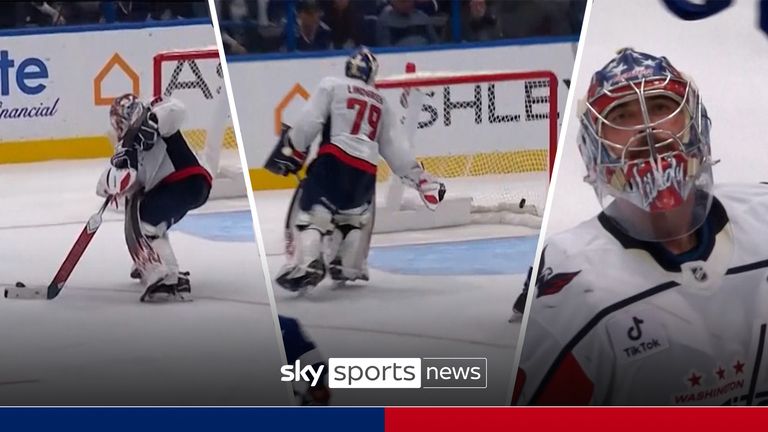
[535,247,582,298]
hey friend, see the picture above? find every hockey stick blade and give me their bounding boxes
[45,196,112,300]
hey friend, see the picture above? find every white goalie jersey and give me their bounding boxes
[288,76,420,178]
[515,183,768,406]
[100,96,211,197]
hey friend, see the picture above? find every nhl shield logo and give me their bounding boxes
[691,266,708,282]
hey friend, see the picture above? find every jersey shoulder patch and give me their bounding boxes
[533,217,666,333]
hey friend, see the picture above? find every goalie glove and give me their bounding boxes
[416,173,446,211]
[400,164,446,211]
[97,166,138,198]
[264,124,307,176]
[134,111,159,151]
[111,147,138,170]
[121,107,159,152]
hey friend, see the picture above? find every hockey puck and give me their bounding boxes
[4,285,45,300]
[519,198,526,209]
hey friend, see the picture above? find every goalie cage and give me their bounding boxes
[153,48,247,199]
[372,64,558,233]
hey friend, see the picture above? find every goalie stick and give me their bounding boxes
[47,196,113,300]
[284,175,304,259]
[4,196,113,300]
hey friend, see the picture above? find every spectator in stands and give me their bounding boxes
[321,0,363,49]
[569,0,588,35]
[497,0,574,39]
[56,2,102,25]
[461,0,501,42]
[376,0,438,47]
[295,0,332,51]
[116,1,208,22]
[27,2,67,25]
[116,1,154,21]
[219,0,263,54]
[415,0,438,15]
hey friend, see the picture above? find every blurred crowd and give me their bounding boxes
[0,1,209,29]
[217,0,586,54]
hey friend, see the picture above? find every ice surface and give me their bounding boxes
[253,186,535,405]
[0,160,290,405]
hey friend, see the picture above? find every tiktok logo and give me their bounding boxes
[627,316,644,341]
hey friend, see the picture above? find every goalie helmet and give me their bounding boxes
[109,93,145,140]
[578,48,714,242]
[345,47,378,85]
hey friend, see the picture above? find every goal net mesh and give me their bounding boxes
[375,68,557,225]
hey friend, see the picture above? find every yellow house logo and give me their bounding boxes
[274,83,309,135]
[93,53,139,106]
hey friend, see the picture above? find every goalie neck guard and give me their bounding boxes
[578,48,714,242]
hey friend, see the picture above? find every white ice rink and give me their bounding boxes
[254,181,540,405]
[0,159,290,405]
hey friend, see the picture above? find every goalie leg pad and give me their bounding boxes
[139,221,179,287]
[276,205,333,292]
[329,204,373,282]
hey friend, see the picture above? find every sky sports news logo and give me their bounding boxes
[281,358,487,389]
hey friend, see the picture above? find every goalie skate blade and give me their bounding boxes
[3,285,46,300]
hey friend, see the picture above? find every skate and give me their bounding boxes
[328,258,369,287]
[275,259,326,293]
[130,266,141,280]
[176,271,191,295]
[131,267,189,283]
[140,278,192,303]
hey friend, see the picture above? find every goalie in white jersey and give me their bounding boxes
[514,48,768,405]
[97,94,211,302]
[265,47,445,291]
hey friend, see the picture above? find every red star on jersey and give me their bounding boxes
[688,372,702,387]
[715,367,726,380]
[733,360,745,375]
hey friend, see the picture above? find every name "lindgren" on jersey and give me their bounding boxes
[347,85,384,104]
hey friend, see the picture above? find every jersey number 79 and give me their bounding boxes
[347,97,382,141]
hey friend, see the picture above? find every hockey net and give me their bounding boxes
[372,65,557,232]
[153,48,246,199]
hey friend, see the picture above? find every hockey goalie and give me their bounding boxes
[98,93,212,302]
[265,47,446,292]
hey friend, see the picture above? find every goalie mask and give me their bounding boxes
[578,48,714,242]
[109,93,145,141]
[345,47,378,85]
